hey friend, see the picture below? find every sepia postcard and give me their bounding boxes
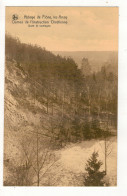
[3,6,119,187]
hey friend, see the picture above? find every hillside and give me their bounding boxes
[4,35,117,186]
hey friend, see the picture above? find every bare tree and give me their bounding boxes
[20,133,58,186]
[99,124,113,175]
[104,136,112,175]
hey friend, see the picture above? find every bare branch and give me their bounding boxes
[39,150,49,172]
[39,159,58,181]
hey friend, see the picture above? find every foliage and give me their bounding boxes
[4,160,33,186]
[5,34,117,145]
[84,152,105,186]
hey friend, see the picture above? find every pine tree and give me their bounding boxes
[84,151,105,186]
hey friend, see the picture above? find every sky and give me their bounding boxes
[6,7,118,51]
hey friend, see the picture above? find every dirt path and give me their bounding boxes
[54,136,117,186]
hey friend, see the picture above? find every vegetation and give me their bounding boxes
[4,34,117,186]
[84,152,105,186]
[5,34,117,147]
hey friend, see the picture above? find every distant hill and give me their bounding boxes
[52,51,118,73]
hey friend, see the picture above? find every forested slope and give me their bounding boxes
[4,34,117,186]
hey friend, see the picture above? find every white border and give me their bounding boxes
[0,0,119,7]
[1,0,127,195]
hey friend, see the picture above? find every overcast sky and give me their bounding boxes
[6,7,118,51]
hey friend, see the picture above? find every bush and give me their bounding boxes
[84,151,105,186]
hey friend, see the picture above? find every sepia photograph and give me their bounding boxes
[4,7,118,186]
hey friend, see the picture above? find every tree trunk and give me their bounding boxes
[52,102,54,115]
[104,137,107,175]
[62,85,65,117]
[37,129,39,186]
[47,94,49,114]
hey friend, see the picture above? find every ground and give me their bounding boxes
[40,136,117,186]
